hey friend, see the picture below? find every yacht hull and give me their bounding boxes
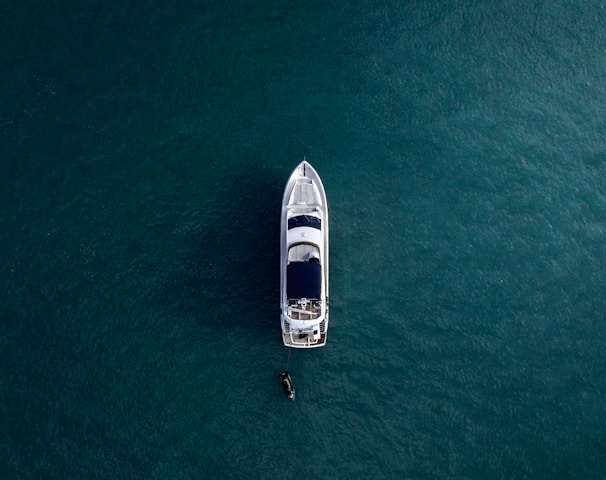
[280,161,329,348]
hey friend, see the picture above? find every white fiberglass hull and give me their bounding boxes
[280,161,329,348]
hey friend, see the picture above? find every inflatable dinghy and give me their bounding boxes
[279,371,295,401]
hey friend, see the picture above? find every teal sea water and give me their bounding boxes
[2,1,606,478]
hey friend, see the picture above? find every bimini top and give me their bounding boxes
[286,262,321,299]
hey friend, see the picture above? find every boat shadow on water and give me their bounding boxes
[158,168,283,339]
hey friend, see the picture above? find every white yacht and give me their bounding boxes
[280,160,329,348]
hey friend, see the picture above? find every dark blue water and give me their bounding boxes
[2,1,606,478]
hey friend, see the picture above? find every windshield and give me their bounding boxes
[288,215,321,230]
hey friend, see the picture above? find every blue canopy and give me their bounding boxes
[287,262,321,299]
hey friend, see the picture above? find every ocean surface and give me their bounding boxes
[2,1,606,478]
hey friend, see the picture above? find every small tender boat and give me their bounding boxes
[280,160,329,348]
[279,371,295,400]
